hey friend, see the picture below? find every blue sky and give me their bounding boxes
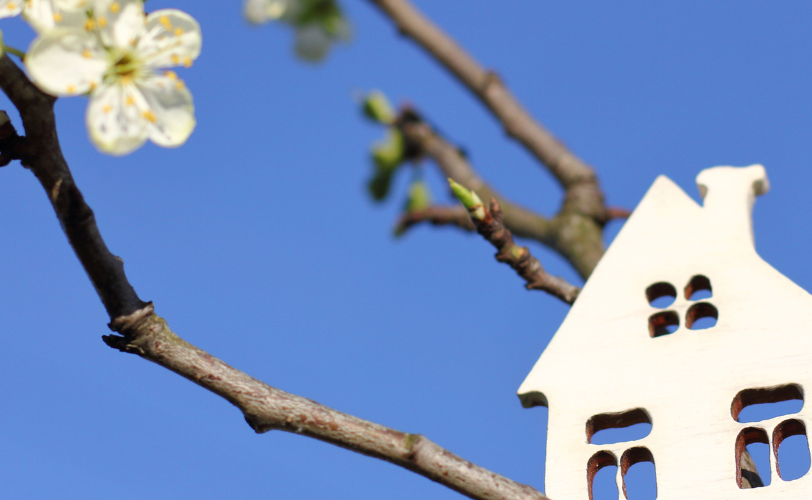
[0,1,811,498]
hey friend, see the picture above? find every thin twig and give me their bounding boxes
[397,109,553,243]
[395,204,475,236]
[367,0,606,219]
[602,206,632,223]
[0,53,550,500]
[457,192,579,305]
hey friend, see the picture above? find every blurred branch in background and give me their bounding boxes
[363,93,611,280]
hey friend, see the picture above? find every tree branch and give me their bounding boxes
[0,54,549,500]
[395,204,475,236]
[104,305,549,500]
[367,0,606,220]
[449,183,579,304]
[397,107,604,279]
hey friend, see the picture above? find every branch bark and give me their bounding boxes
[0,53,548,500]
[367,0,605,220]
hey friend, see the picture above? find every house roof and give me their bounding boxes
[517,165,812,412]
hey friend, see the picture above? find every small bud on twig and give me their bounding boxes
[372,129,405,171]
[404,179,431,213]
[362,90,396,124]
[448,178,485,220]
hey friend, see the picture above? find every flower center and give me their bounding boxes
[110,52,141,82]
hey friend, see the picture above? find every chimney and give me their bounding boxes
[695,165,769,247]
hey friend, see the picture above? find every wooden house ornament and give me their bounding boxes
[518,165,812,499]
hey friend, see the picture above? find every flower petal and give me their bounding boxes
[138,9,201,70]
[23,0,87,32]
[93,0,144,49]
[54,0,90,9]
[0,0,23,19]
[137,73,196,148]
[26,28,107,96]
[86,82,148,155]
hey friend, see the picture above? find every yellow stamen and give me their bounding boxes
[53,12,63,22]
[175,80,185,90]
[97,16,108,28]
[109,1,120,13]
[67,85,76,94]
[82,49,92,59]
[171,54,180,65]
[142,110,157,123]
[103,105,112,113]
[125,95,135,106]
[164,70,178,80]
[174,27,184,36]
[85,19,95,30]
[7,3,16,11]
[89,82,97,92]
[183,57,192,68]
[160,15,171,29]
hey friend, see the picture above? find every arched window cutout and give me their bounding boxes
[588,451,619,500]
[648,311,678,337]
[685,275,712,301]
[646,282,676,309]
[731,384,804,422]
[587,408,652,445]
[736,427,769,488]
[621,447,657,500]
[774,419,811,481]
[685,303,717,330]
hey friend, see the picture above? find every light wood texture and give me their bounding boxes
[519,165,812,498]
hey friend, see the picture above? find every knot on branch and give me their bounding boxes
[481,70,503,95]
[103,302,156,353]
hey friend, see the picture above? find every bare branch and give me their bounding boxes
[397,107,604,278]
[0,54,549,500]
[452,188,579,304]
[395,204,475,236]
[104,305,549,500]
[367,0,605,219]
[397,108,554,244]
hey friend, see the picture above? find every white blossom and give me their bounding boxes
[0,0,24,19]
[243,0,293,24]
[0,0,89,32]
[25,0,202,155]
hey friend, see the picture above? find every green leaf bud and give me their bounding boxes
[371,129,404,172]
[448,178,485,220]
[362,90,396,124]
[405,180,432,213]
